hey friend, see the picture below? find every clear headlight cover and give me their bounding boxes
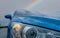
[11,22,60,38]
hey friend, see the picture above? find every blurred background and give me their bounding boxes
[0,0,60,38]
[0,0,60,23]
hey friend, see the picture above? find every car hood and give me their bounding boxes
[12,16,60,31]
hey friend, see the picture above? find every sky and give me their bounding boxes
[0,0,60,22]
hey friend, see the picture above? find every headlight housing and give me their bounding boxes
[11,22,60,38]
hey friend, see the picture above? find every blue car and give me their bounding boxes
[5,9,60,38]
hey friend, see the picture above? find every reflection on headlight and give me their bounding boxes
[13,23,22,30]
[12,23,22,38]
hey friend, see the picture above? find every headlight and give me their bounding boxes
[22,26,37,38]
[11,22,60,38]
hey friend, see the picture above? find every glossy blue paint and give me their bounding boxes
[6,10,60,38]
[11,16,60,31]
[7,16,60,38]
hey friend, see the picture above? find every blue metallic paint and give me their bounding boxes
[7,16,60,38]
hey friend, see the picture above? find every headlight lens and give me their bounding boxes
[22,26,37,38]
[11,22,60,38]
